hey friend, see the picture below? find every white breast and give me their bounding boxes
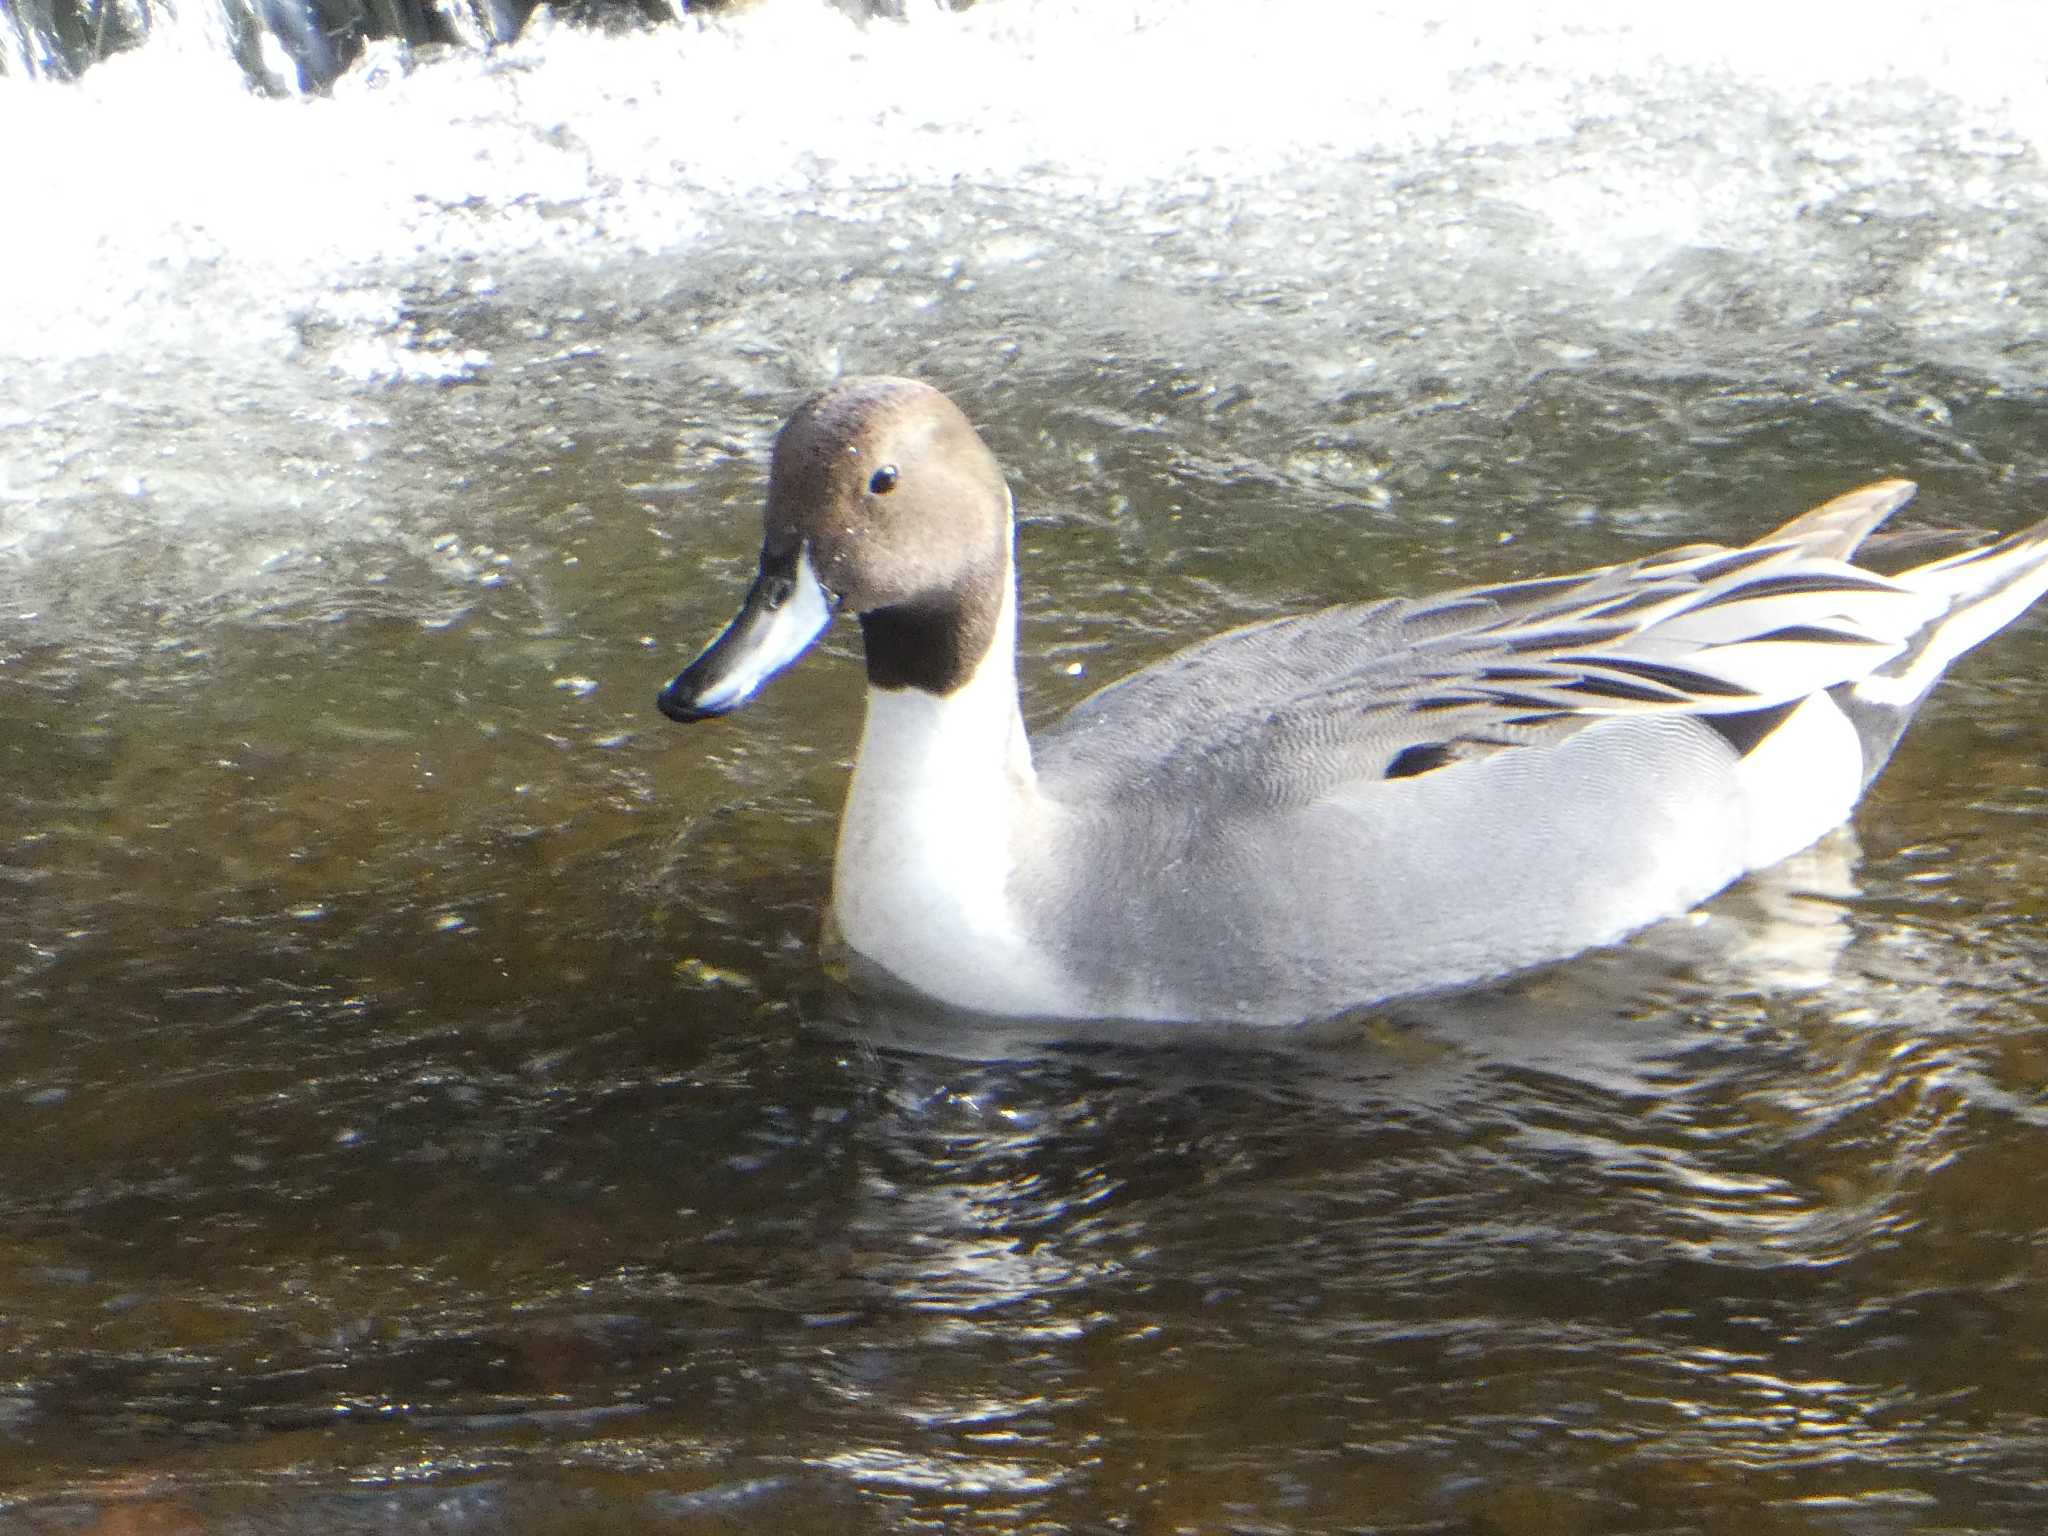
[827,581,1082,1018]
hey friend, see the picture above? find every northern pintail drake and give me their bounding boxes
[659,377,2048,1026]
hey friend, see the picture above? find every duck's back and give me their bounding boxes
[1014,482,2048,1021]
[1027,599,1762,1023]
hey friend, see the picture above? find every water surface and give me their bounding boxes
[5,4,2048,1530]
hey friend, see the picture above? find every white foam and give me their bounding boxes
[3,0,2046,640]
[4,0,2045,370]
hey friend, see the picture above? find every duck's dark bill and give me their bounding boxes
[658,547,839,722]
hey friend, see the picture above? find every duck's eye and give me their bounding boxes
[868,465,899,495]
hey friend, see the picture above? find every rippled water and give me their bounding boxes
[6,3,2048,1531]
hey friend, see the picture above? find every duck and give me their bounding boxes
[658,376,2048,1026]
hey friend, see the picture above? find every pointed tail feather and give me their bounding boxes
[1851,514,2048,710]
[1753,479,1918,560]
